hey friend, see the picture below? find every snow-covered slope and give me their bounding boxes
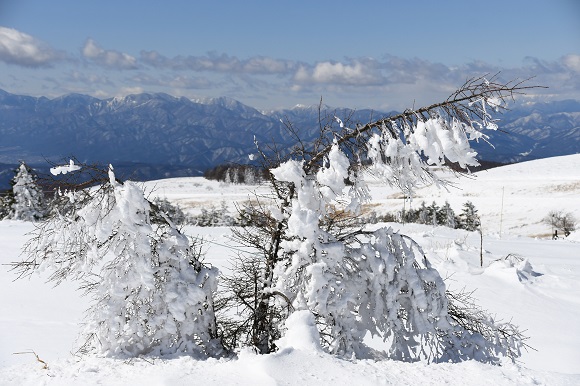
[374,153,580,239]
[143,154,580,239]
[1,155,579,385]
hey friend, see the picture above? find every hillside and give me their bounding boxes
[1,155,579,384]
[141,154,580,240]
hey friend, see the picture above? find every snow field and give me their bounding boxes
[1,155,580,384]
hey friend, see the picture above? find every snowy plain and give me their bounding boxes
[1,154,580,385]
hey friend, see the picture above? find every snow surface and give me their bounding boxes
[1,155,580,385]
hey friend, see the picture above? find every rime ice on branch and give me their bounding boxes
[14,165,218,357]
[225,75,534,361]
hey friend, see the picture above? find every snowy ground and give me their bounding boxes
[1,155,580,385]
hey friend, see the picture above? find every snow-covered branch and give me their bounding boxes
[223,76,535,361]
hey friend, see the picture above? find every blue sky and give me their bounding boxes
[0,0,578,110]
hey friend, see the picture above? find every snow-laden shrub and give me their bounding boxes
[193,201,235,227]
[223,77,532,361]
[152,197,188,226]
[268,145,524,362]
[217,77,532,361]
[16,166,218,358]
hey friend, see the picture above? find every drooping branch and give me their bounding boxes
[220,75,537,360]
[304,75,544,173]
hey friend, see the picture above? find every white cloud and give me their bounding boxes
[118,86,144,96]
[0,27,65,67]
[67,70,112,86]
[2,31,577,110]
[294,60,384,85]
[242,56,296,74]
[140,50,296,75]
[125,73,215,90]
[562,54,580,73]
[168,75,213,89]
[82,39,138,70]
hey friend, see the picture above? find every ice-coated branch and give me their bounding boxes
[304,75,543,174]
[13,163,219,358]
[221,75,536,361]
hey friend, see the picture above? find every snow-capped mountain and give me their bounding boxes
[473,99,580,163]
[0,89,579,188]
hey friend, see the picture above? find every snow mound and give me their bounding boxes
[275,310,322,353]
[488,256,542,283]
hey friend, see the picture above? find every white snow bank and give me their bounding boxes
[0,352,578,386]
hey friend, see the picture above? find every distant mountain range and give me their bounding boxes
[1,89,579,189]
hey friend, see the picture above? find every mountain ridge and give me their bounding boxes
[1,89,579,189]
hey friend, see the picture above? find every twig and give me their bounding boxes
[13,350,49,369]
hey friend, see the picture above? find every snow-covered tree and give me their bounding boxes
[244,166,256,185]
[13,164,219,358]
[224,169,232,184]
[0,191,13,219]
[439,201,457,229]
[221,76,531,362]
[8,162,45,221]
[458,201,481,231]
[232,168,240,184]
[428,201,440,226]
[417,201,429,224]
[194,201,234,227]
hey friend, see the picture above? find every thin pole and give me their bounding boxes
[499,186,505,239]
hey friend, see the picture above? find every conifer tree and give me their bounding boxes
[9,162,45,221]
[428,201,440,226]
[458,201,481,231]
[439,201,457,229]
[244,166,256,185]
[417,201,429,224]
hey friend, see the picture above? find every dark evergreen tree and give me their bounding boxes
[0,189,14,219]
[458,201,480,231]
